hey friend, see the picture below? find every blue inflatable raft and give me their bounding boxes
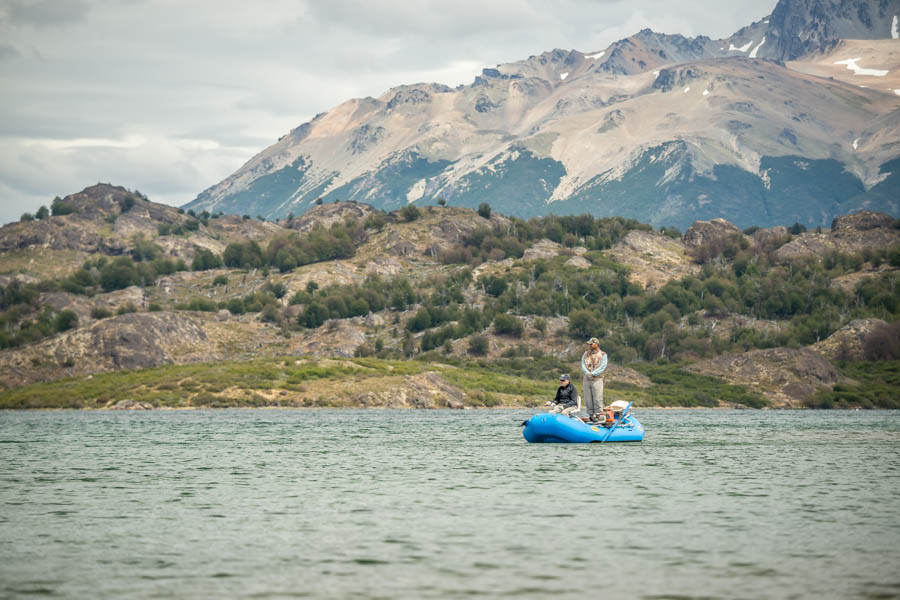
[523,402,644,443]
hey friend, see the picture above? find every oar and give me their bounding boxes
[600,401,631,443]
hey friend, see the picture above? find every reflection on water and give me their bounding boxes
[1,409,898,599]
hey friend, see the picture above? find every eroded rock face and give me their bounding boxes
[776,210,899,262]
[0,312,210,388]
[832,210,895,232]
[686,347,839,407]
[296,318,367,358]
[682,218,743,248]
[607,230,697,289]
[810,318,887,362]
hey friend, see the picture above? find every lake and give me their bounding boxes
[1,409,898,599]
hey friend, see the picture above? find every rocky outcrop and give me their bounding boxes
[295,318,367,358]
[286,201,378,233]
[108,399,154,410]
[0,312,211,389]
[522,239,563,261]
[607,230,698,289]
[830,265,899,293]
[767,0,896,61]
[686,347,840,407]
[350,372,466,409]
[682,218,744,249]
[810,318,887,362]
[565,255,591,269]
[751,226,791,250]
[832,211,895,232]
[775,210,900,262]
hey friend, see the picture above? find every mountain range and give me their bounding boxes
[185,0,900,230]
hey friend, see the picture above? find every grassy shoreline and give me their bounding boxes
[0,355,771,410]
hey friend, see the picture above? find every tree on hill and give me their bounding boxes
[51,196,76,216]
[477,203,491,219]
[401,204,421,222]
[192,249,224,271]
[35,206,49,220]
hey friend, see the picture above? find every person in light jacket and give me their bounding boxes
[581,337,607,422]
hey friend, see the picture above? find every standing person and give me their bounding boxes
[545,374,579,417]
[581,337,607,422]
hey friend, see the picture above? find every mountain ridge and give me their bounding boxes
[185,0,900,229]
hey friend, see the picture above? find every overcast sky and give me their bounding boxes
[0,0,776,224]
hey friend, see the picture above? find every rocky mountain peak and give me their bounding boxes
[767,0,899,60]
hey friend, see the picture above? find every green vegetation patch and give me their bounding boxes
[810,361,900,409]
[630,362,767,408]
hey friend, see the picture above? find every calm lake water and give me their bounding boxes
[1,409,898,599]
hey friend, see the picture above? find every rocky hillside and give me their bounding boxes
[185,0,900,230]
[2,186,899,409]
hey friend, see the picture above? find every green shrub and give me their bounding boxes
[400,204,421,222]
[468,335,489,356]
[51,197,76,216]
[191,249,223,271]
[54,310,78,332]
[91,307,113,319]
[493,313,524,337]
[116,302,138,315]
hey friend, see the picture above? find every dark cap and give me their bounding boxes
[559,373,570,381]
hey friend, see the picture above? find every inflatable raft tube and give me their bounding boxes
[522,413,644,443]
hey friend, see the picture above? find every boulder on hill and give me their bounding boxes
[831,210,895,232]
[522,239,563,261]
[751,225,790,249]
[810,318,888,362]
[682,218,744,248]
[686,347,839,407]
[285,201,378,233]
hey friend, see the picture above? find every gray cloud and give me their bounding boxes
[2,0,90,28]
[0,0,777,224]
[0,43,20,60]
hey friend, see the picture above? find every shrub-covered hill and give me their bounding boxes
[1,185,899,408]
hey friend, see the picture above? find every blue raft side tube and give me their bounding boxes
[523,413,644,443]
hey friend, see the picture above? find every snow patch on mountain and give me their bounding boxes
[585,51,605,60]
[407,179,427,203]
[749,37,766,59]
[703,89,710,96]
[729,41,753,53]
[560,72,569,80]
[893,16,898,39]
[684,86,691,93]
[834,58,888,77]
[853,138,859,151]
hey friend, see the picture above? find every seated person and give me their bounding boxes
[545,374,579,417]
